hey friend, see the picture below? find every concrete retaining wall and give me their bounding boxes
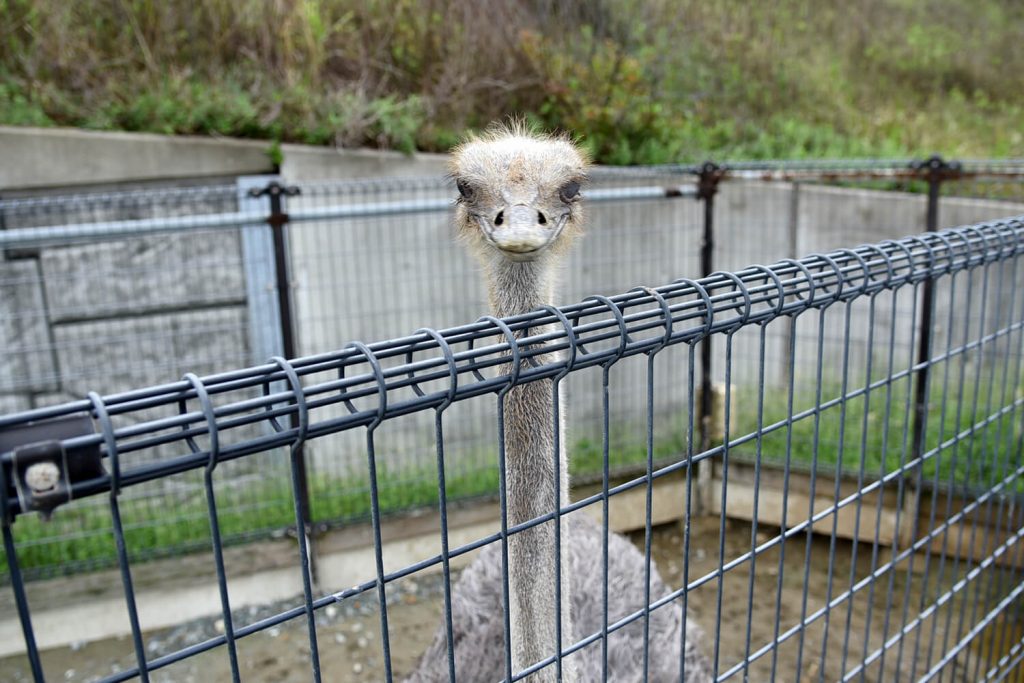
[3,126,1023,482]
[0,185,250,417]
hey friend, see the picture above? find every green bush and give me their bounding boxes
[1,0,1021,161]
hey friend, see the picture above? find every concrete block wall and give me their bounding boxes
[0,186,251,414]
[0,179,272,549]
[0,259,52,412]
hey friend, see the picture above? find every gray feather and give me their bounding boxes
[404,514,712,682]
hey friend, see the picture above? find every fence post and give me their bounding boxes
[252,182,303,365]
[238,176,285,364]
[906,155,959,544]
[696,161,723,513]
[248,180,317,581]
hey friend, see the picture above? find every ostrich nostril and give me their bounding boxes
[494,210,504,226]
[537,211,547,225]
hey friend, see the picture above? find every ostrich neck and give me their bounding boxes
[488,257,576,682]
[485,257,557,319]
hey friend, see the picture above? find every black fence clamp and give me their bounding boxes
[2,415,102,522]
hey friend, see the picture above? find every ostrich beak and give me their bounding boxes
[478,204,568,260]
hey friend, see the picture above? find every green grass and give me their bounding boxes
[2,1,1022,163]
[732,375,1023,492]
[0,459,495,581]
[0,428,678,582]
[0,455,515,580]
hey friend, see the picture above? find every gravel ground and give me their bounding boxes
[1,517,985,682]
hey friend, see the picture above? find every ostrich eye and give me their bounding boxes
[456,179,474,200]
[558,181,580,202]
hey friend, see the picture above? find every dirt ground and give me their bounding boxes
[1,516,994,682]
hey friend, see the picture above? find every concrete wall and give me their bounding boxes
[0,187,249,414]
[3,125,1023,564]
[280,142,447,181]
[0,127,449,415]
[3,128,1022,400]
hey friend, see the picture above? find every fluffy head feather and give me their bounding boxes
[449,121,590,261]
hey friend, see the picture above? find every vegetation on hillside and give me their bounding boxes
[2,0,1022,163]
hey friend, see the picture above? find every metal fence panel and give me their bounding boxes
[1,212,1023,680]
[2,159,1024,682]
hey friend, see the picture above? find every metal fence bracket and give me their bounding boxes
[1,415,101,521]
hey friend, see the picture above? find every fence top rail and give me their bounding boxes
[587,156,1024,180]
[0,182,241,211]
[3,156,1023,250]
[2,216,1022,520]
[0,183,697,249]
[0,208,268,249]
[3,156,1022,211]
[705,156,1024,173]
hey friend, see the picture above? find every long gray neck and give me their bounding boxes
[488,256,576,682]
[485,257,557,319]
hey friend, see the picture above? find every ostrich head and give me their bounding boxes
[449,122,589,264]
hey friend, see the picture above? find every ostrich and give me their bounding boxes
[405,123,712,682]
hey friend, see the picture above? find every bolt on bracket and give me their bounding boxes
[1,415,102,522]
[910,155,964,183]
[696,161,725,201]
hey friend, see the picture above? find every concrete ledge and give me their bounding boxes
[0,536,303,658]
[714,460,1018,568]
[711,465,900,545]
[0,126,450,191]
[280,143,447,181]
[0,566,304,658]
[1,127,275,190]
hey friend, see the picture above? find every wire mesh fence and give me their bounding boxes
[2,159,1024,682]
[3,215,1024,681]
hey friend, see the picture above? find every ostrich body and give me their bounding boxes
[406,124,711,682]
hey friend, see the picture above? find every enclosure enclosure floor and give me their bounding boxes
[0,516,992,682]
